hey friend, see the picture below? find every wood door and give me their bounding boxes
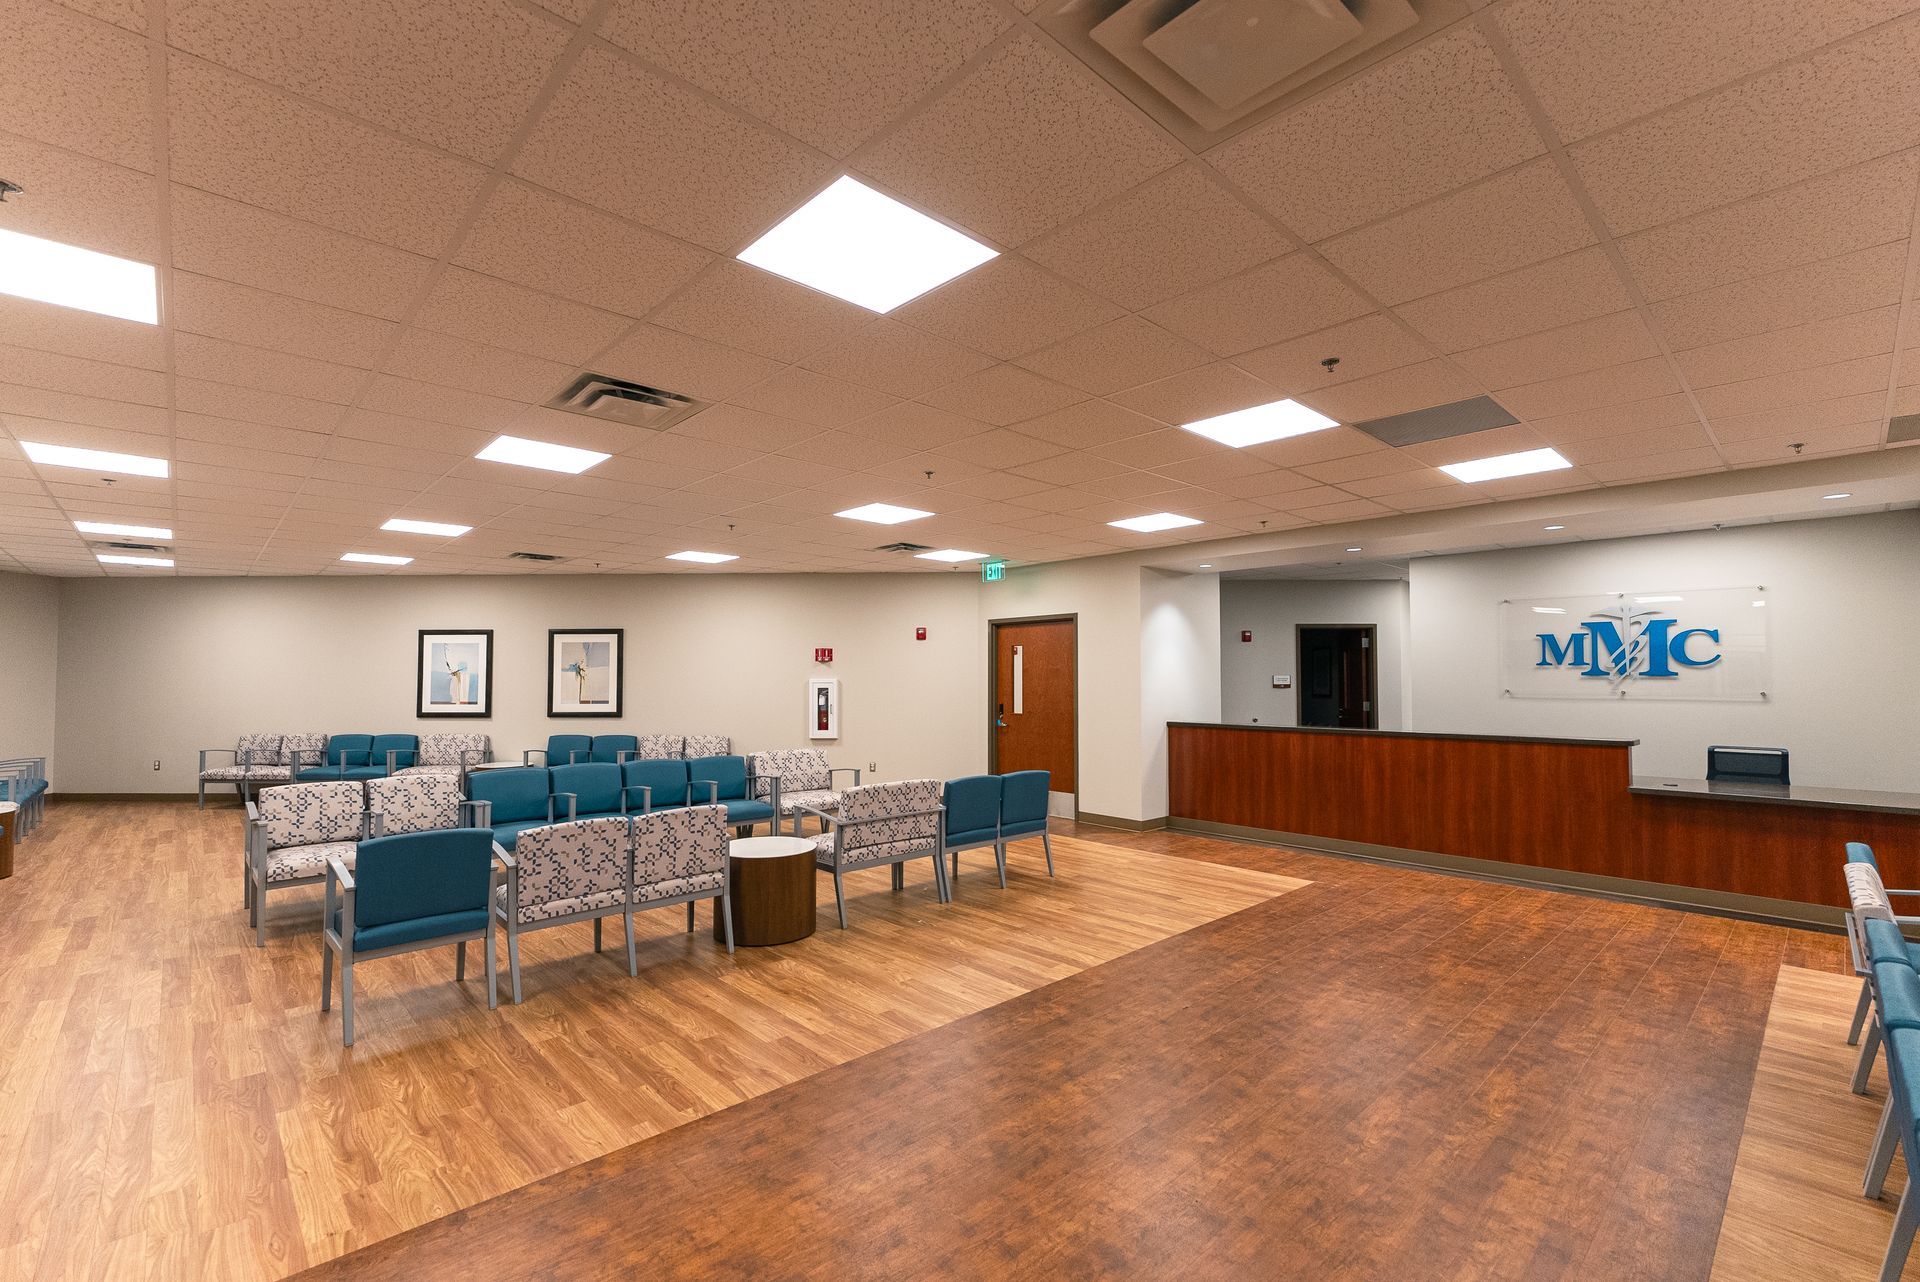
[1297,626,1377,729]
[991,618,1076,793]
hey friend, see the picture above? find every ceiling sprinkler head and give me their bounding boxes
[1319,356,1339,372]
[0,179,22,201]
[1788,442,1805,454]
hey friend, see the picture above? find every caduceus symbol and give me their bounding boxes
[1587,602,1661,688]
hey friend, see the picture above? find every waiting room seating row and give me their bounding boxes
[198,733,325,805]
[0,755,48,839]
[465,756,778,850]
[202,732,491,805]
[940,771,1055,889]
[522,733,731,765]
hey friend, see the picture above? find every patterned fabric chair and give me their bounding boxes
[495,817,634,1002]
[197,733,292,807]
[1846,859,1905,1052]
[634,735,685,760]
[322,828,499,1045]
[631,804,732,953]
[807,779,947,928]
[366,774,467,837]
[279,732,328,780]
[683,734,731,757]
[245,781,369,946]
[749,749,861,835]
[395,732,490,779]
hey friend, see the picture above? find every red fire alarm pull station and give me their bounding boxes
[814,648,833,663]
[1241,630,1253,643]
[915,627,926,641]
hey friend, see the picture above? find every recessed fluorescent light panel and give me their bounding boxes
[22,440,168,478]
[1823,492,1852,500]
[1181,398,1338,448]
[1543,524,1566,531]
[666,551,738,564]
[475,435,610,475]
[835,502,932,525]
[915,549,987,562]
[97,553,172,567]
[0,227,158,324]
[75,519,172,539]
[737,175,998,313]
[341,552,412,566]
[381,518,471,537]
[1438,447,1572,483]
[1109,512,1203,533]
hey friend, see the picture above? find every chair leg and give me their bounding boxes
[321,941,334,1011]
[950,849,960,889]
[507,918,523,1005]
[1856,1020,1884,1095]
[1042,831,1055,877]
[994,842,1007,889]
[930,853,949,903]
[485,922,498,1010]
[720,887,734,954]
[624,911,637,977]
[1867,1096,1902,1197]
[686,901,695,932]
[198,781,205,809]
[832,869,847,929]
[254,880,268,947]
[1851,977,1874,1046]
[892,862,904,892]
[341,960,355,1047]
[456,939,467,981]
[1879,1179,1920,1282]
[594,917,603,952]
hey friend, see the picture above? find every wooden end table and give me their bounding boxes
[0,801,16,880]
[718,835,817,946]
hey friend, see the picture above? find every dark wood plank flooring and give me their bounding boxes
[298,826,1850,1282]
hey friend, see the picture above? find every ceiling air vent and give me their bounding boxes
[507,551,567,563]
[545,372,707,432]
[874,542,935,554]
[91,539,169,553]
[1037,0,1464,149]
[1889,412,1920,445]
[1353,395,1519,449]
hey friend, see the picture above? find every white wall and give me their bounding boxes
[0,570,59,777]
[1139,569,1221,819]
[1218,578,1411,729]
[1409,511,1920,790]
[54,572,986,794]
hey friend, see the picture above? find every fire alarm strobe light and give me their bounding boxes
[915,627,927,641]
[815,648,833,663]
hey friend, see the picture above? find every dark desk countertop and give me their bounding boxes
[1169,723,1638,750]
[1629,776,1920,816]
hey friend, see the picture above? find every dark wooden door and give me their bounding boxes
[991,618,1076,793]
[1298,626,1376,729]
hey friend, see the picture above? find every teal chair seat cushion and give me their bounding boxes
[999,817,1049,839]
[720,798,775,826]
[335,908,489,952]
[469,767,552,824]
[491,818,552,851]
[623,758,690,810]
[0,777,48,800]
[590,735,637,764]
[1876,960,1920,1029]
[551,762,624,817]
[1850,842,1880,867]
[946,824,998,849]
[688,755,750,802]
[1889,1026,1920,1124]
[1867,918,1916,968]
[297,764,382,781]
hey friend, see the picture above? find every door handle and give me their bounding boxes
[996,702,1007,729]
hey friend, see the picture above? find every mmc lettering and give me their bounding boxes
[1535,608,1721,685]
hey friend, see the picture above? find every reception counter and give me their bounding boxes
[1167,723,1920,924]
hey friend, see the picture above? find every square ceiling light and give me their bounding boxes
[1109,512,1203,533]
[341,552,412,566]
[382,517,471,537]
[666,550,738,564]
[1438,447,1572,483]
[475,435,610,475]
[22,440,168,478]
[0,227,158,324]
[75,519,172,539]
[915,548,988,562]
[737,175,998,313]
[97,553,172,567]
[1182,398,1338,448]
[836,502,933,525]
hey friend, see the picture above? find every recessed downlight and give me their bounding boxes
[22,440,168,478]
[1344,546,1362,553]
[475,435,610,475]
[666,551,738,564]
[0,227,158,323]
[381,518,471,537]
[1181,398,1338,448]
[738,175,998,313]
[1543,524,1566,531]
[1438,447,1572,483]
[96,553,172,567]
[1109,512,1202,533]
[341,552,412,566]
[836,502,933,525]
[75,519,172,539]
[915,548,987,562]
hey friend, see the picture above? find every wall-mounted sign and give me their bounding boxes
[1500,587,1768,701]
[981,560,1007,582]
[814,647,833,663]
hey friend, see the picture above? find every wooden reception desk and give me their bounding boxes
[1167,723,1920,924]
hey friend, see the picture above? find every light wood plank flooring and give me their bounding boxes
[0,800,1303,1281]
[1710,965,1918,1281]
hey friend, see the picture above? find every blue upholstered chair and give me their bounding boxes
[495,816,634,1002]
[999,770,1055,877]
[550,762,626,822]
[806,779,948,928]
[524,734,591,766]
[320,827,500,1045]
[0,756,49,838]
[372,733,419,774]
[622,758,692,813]
[688,755,778,835]
[590,734,638,764]
[245,781,370,946]
[297,733,375,781]
[631,804,732,953]
[943,775,1005,890]
[1855,916,1920,1094]
[465,766,561,851]
[1863,964,1920,1279]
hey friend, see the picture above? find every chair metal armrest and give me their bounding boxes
[621,783,653,813]
[522,749,547,766]
[493,842,515,870]
[616,750,634,764]
[747,772,782,816]
[1885,888,1920,898]
[550,792,577,821]
[568,750,588,764]
[199,747,236,772]
[245,800,262,824]
[386,749,402,774]
[326,853,356,893]
[690,779,719,805]
[365,810,386,839]
[1845,911,1868,975]
[827,766,863,787]
[794,803,840,828]
[463,798,492,828]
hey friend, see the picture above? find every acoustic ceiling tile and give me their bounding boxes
[1525,393,1701,444]
[1231,314,1438,399]
[1396,422,1547,467]
[1703,390,1886,442]
[0,296,164,372]
[2,3,153,171]
[1006,450,1134,486]
[1108,361,1283,427]
[1246,425,1395,470]
[412,267,632,368]
[0,135,157,262]
[838,401,982,451]
[1394,248,1633,352]
[1015,316,1213,397]
[174,376,346,433]
[1289,359,1484,426]
[1145,253,1371,358]
[1098,428,1226,470]
[1014,399,1168,451]
[1582,446,1726,483]
[1492,356,1681,422]
[919,363,1085,427]
[932,428,1070,469]
[890,255,1122,360]
[168,273,397,370]
[1719,420,1884,464]
[1693,353,1893,421]
[0,343,168,407]
[383,328,576,404]
[598,327,783,404]
[1556,421,1716,465]
[0,387,170,436]
[651,259,873,364]
[801,319,997,400]
[360,374,526,432]
[1648,240,1908,351]
[1453,311,1662,391]
[174,331,369,405]
[1676,307,1899,388]
[729,366,901,428]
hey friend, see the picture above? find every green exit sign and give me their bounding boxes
[981,560,1007,583]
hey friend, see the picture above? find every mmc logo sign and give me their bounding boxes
[1535,603,1722,688]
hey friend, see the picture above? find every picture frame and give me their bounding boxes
[548,628,624,718]
[418,630,493,718]
[808,676,840,741]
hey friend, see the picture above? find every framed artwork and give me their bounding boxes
[418,630,493,718]
[808,677,840,741]
[549,628,624,718]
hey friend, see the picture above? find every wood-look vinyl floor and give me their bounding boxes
[305,827,1857,1282]
[0,801,1302,1281]
[1709,966,1917,1281]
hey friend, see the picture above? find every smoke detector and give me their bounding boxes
[545,373,707,432]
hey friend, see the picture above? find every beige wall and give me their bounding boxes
[1219,577,1411,729]
[0,570,59,777]
[54,572,987,794]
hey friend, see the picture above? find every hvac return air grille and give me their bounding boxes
[545,373,707,432]
[1353,395,1519,449]
[874,542,935,554]
[507,551,567,563]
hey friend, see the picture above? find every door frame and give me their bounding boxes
[1293,623,1379,730]
[986,613,1079,810]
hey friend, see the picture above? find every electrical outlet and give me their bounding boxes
[867,761,877,773]
[152,759,161,771]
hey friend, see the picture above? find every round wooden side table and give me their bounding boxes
[0,801,16,880]
[718,835,817,946]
